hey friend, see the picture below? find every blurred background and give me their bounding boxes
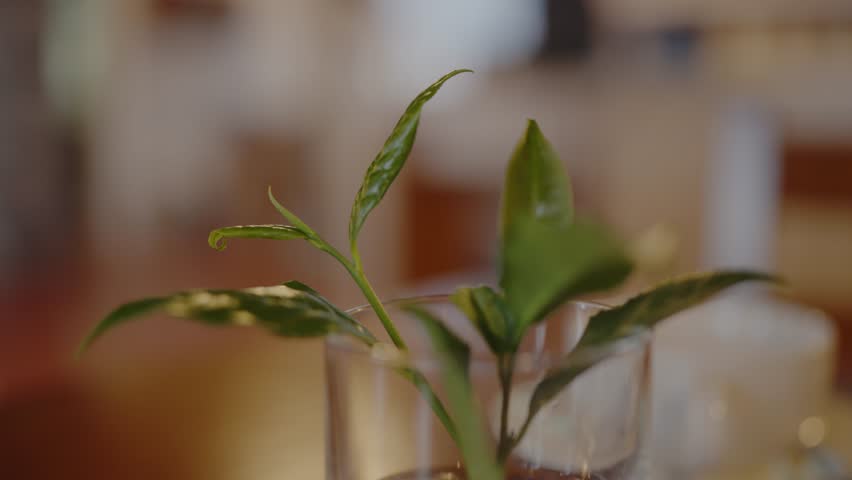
[2,0,852,478]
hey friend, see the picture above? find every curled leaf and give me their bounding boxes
[349,69,472,248]
[208,225,308,251]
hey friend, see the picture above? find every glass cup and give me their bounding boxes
[325,296,652,480]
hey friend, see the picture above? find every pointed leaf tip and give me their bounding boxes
[76,297,170,357]
[525,118,541,131]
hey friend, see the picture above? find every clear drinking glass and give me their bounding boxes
[326,296,652,480]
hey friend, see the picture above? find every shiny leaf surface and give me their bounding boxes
[349,69,472,248]
[79,284,376,353]
[579,270,781,347]
[517,270,779,445]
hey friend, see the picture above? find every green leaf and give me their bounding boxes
[498,120,628,331]
[406,306,503,480]
[501,218,633,333]
[512,269,780,447]
[280,280,323,296]
[510,334,647,455]
[348,69,472,249]
[208,225,308,251]
[500,119,574,237]
[281,280,362,329]
[579,270,781,347]
[78,284,376,354]
[452,286,517,354]
[76,297,170,358]
[520,341,618,440]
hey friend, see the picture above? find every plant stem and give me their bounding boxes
[316,241,407,349]
[496,354,515,463]
[269,188,403,346]
[504,413,534,458]
[321,241,459,442]
[318,241,464,448]
[267,190,456,441]
[350,249,408,350]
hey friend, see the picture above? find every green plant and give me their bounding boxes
[79,69,778,479]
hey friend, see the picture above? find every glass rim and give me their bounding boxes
[328,294,652,370]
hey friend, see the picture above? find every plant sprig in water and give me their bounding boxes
[79,69,779,479]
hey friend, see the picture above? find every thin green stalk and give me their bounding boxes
[323,243,459,442]
[351,249,407,349]
[496,354,515,463]
[268,199,447,439]
[327,246,407,350]
[318,242,459,442]
[269,188,406,349]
